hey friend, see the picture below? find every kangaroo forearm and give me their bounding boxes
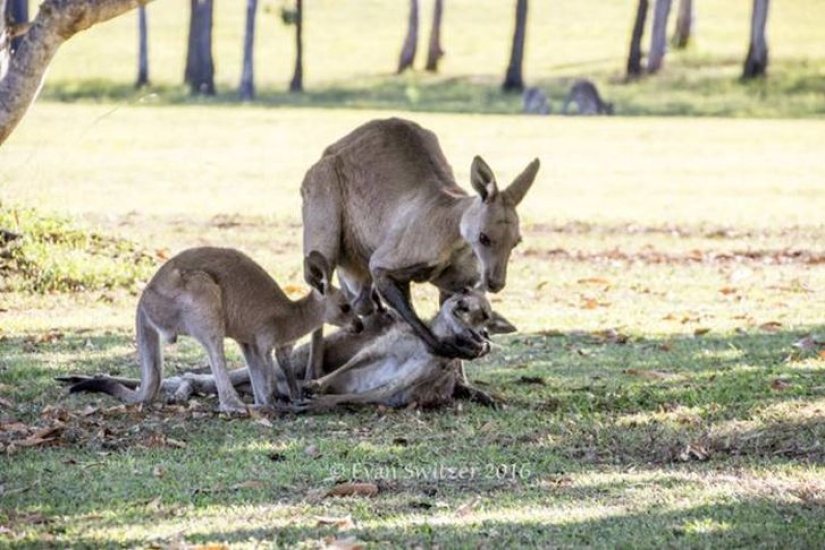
[373,269,439,349]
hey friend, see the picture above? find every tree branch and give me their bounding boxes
[0,0,152,146]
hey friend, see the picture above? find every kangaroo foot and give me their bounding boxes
[454,381,503,409]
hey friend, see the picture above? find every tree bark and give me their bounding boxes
[627,0,648,77]
[184,0,215,95]
[5,0,27,52]
[397,0,418,73]
[239,0,257,100]
[135,5,149,88]
[0,0,152,147]
[288,0,303,92]
[502,0,528,92]
[671,0,692,49]
[647,0,672,74]
[742,0,769,79]
[424,0,444,72]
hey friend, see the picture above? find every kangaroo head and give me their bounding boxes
[304,251,364,333]
[460,156,540,293]
[437,288,517,342]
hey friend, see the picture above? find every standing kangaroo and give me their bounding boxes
[69,247,361,413]
[562,80,614,115]
[301,117,539,369]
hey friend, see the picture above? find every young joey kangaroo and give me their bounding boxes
[306,289,516,409]
[70,247,362,413]
[561,79,614,115]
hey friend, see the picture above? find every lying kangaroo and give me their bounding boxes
[65,291,515,410]
[301,117,539,370]
[522,87,551,115]
[561,80,614,115]
[69,247,361,413]
[307,289,516,409]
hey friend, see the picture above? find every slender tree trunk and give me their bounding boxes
[184,0,215,95]
[424,0,444,72]
[5,0,27,52]
[0,0,154,147]
[397,0,418,73]
[135,5,149,87]
[742,0,769,79]
[671,0,692,49]
[502,0,528,92]
[240,0,257,100]
[647,0,672,73]
[627,0,648,77]
[289,0,303,92]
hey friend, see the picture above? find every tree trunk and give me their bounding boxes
[5,0,27,52]
[397,0,418,73]
[240,0,257,100]
[0,0,153,147]
[184,0,215,95]
[288,0,303,92]
[626,0,648,77]
[742,0,769,79]
[424,0,444,72]
[502,0,528,92]
[647,0,671,74]
[135,5,149,88]
[671,0,692,49]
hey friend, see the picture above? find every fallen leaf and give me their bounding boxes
[694,327,711,336]
[658,341,674,352]
[315,515,356,530]
[677,443,709,462]
[771,379,792,391]
[283,284,304,295]
[324,482,379,499]
[581,298,599,310]
[759,321,783,333]
[165,438,187,449]
[255,417,273,428]
[719,287,737,295]
[517,376,545,385]
[0,396,13,409]
[305,444,321,457]
[455,497,480,517]
[577,277,611,286]
[622,369,673,381]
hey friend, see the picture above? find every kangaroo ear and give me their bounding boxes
[304,251,331,295]
[470,156,498,202]
[487,311,517,335]
[503,158,540,206]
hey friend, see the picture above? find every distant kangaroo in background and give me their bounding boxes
[69,247,361,413]
[522,87,551,115]
[301,117,539,374]
[562,80,614,115]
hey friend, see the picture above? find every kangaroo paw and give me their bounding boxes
[454,381,503,409]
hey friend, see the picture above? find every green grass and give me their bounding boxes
[2,0,825,545]
[2,105,825,547]
[30,0,825,118]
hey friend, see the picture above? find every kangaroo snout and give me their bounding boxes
[349,318,365,334]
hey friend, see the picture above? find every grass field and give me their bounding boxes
[2,0,825,547]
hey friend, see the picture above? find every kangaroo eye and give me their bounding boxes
[340,304,352,314]
[479,233,492,247]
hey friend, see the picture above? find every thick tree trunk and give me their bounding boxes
[240,0,257,100]
[288,0,303,92]
[397,0,418,73]
[671,0,692,49]
[502,0,528,92]
[0,0,152,147]
[184,0,215,95]
[424,0,444,72]
[135,5,149,88]
[647,0,672,74]
[627,0,648,77]
[742,0,769,79]
[5,0,27,52]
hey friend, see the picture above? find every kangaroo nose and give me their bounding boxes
[487,279,505,293]
[350,318,365,334]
